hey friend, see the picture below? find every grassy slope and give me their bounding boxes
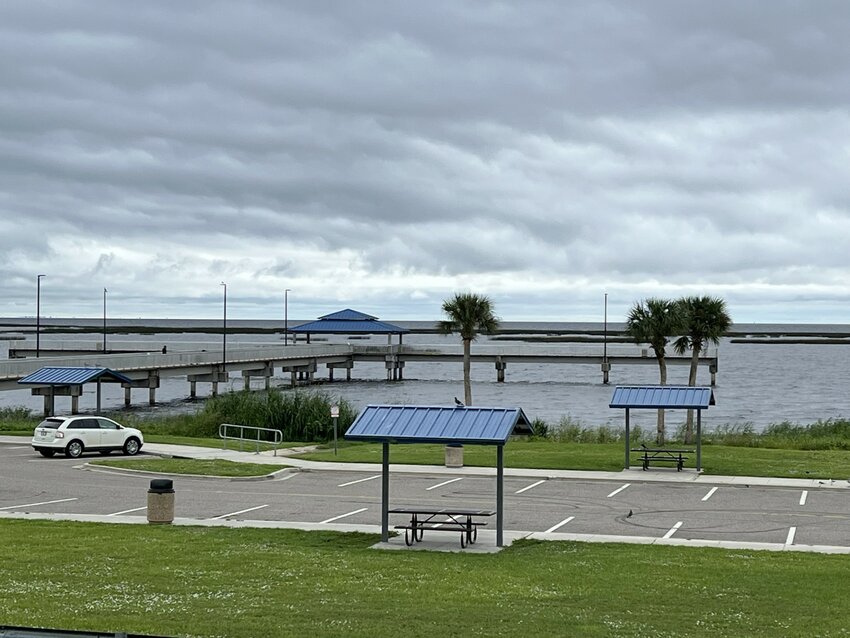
[90,458,287,477]
[0,520,848,637]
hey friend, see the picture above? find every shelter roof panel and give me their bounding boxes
[289,319,409,334]
[319,309,378,321]
[344,405,532,445]
[18,366,132,386]
[609,385,715,409]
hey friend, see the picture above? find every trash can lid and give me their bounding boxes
[149,478,174,492]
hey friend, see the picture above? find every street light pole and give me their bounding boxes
[220,282,227,366]
[103,287,108,353]
[284,288,291,345]
[36,274,46,358]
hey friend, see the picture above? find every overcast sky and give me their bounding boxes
[1,1,849,324]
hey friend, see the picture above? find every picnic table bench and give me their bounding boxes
[390,507,495,548]
[631,446,694,471]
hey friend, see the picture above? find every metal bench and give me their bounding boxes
[630,446,693,471]
[389,507,495,548]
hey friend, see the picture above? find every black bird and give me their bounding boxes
[454,397,465,407]
[627,509,633,518]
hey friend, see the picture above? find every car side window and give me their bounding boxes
[97,419,119,430]
[77,419,100,430]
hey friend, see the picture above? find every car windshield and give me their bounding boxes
[36,419,63,429]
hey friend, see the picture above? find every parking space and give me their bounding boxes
[2,442,850,547]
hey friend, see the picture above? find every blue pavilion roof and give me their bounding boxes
[18,367,132,386]
[609,385,715,410]
[344,404,532,445]
[289,308,408,334]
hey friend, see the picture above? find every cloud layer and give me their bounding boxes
[2,1,849,322]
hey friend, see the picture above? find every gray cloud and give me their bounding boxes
[1,0,849,322]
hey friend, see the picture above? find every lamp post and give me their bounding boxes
[284,288,291,345]
[102,287,108,353]
[220,282,227,366]
[36,274,46,358]
[603,292,609,385]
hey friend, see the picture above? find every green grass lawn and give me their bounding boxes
[300,441,850,480]
[1,520,848,637]
[90,458,287,477]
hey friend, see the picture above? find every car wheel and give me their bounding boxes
[38,449,56,458]
[98,450,112,456]
[65,440,84,458]
[123,437,141,456]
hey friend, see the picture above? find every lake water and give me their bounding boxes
[1,319,848,430]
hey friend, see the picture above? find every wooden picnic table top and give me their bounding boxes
[389,507,496,517]
[630,447,694,453]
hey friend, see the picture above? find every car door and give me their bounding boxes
[97,418,124,449]
[69,418,102,449]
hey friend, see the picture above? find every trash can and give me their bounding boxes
[147,478,175,524]
[445,443,464,468]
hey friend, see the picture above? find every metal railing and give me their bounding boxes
[219,423,284,456]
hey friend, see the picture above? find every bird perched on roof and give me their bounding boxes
[627,509,633,518]
[454,397,465,407]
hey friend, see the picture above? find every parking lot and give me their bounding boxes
[2,442,849,548]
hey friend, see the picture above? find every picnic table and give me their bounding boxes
[631,446,694,471]
[390,507,495,548]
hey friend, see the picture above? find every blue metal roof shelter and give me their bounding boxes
[289,309,409,344]
[610,385,715,471]
[345,404,533,546]
[18,367,132,386]
[18,367,132,416]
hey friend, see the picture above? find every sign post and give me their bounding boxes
[330,404,340,455]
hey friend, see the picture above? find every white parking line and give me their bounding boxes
[108,506,147,516]
[8,446,29,450]
[0,497,78,511]
[607,484,630,498]
[338,475,381,487]
[544,516,575,533]
[799,491,808,506]
[320,507,368,524]
[663,521,683,539]
[426,477,464,491]
[210,504,268,520]
[786,526,797,545]
[515,479,546,494]
[702,487,718,502]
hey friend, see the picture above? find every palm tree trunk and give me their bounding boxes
[462,338,472,406]
[683,347,700,443]
[656,357,667,445]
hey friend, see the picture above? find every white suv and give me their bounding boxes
[32,416,144,458]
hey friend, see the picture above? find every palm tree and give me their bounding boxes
[438,292,499,406]
[625,298,683,445]
[674,295,732,443]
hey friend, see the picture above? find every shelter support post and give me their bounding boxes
[71,394,79,414]
[124,386,131,408]
[624,408,630,469]
[709,362,717,387]
[381,442,390,543]
[96,381,102,413]
[497,444,504,547]
[189,381,197,399]
[495,358,506,383]
[697,410,702,471]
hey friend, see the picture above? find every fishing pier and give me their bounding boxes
[1,342,717,415]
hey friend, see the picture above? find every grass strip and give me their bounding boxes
[1,520,849,637]
[90,458,287,477]
[300,441,850,480]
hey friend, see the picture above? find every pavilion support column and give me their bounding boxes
[149,386,156,406]
[624,408,630,469]
[495,359,506,383]
[290,371,297,387]
[211,382,218,397]
[96,381,102,413]
[602,361,611,385]
[381,442,390,543]
[264,375,271,390]
[71,395,79,415]
[124,387,131,408]
[497,445,504,547]
[696,410,702,472]
[244,377,250,391]
[328,368,334,382]
[190,381,197,399]
[709,363,717,387]
[346,367,351,381]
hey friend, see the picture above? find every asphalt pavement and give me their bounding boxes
[2,436,849,554]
